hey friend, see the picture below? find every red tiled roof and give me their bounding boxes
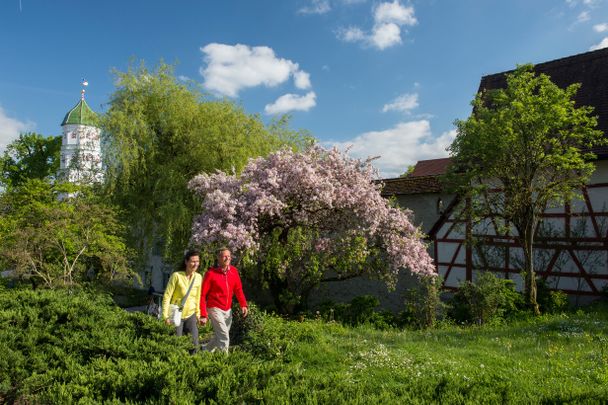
[380,175,443,196]
[410,158,452,177]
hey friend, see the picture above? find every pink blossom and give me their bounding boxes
[188,145,436,284]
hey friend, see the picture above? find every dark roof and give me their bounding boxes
[479,47,608,158]
[380,175,443,196]
[410,158,452,177]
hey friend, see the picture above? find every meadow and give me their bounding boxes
[1,286,607,404]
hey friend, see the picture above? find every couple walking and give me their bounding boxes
[161,248,248,353]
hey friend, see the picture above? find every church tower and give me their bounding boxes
[59,85,103,183]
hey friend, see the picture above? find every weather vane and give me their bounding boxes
[81,78,88,100]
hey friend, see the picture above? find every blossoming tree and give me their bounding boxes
[188,146,436,313]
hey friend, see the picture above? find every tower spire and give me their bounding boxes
[80,78,89,100]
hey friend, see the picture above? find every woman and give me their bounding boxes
[162,250,203,353]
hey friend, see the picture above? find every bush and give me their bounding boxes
[536,279,569,314]
[230,301,264,346]
[448,272,524,324]
[401,276,445,329]
[313,295,397,329]
[0,286,308,403]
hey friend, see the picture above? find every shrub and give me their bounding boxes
[536,279,569,313]
[401,276,445,329]
[448,272,524,324]
[230,301,264,346]
[313,295,397,329]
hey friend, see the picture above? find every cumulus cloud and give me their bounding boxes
[293,70,312,89]
[265,92,317,114]
[0,106,33,152]
[374,1,417,25]
[590,36,608,50]
[328,120,456,178]
[200,43,311,97]
[593,23,608,32]
[337,1,417,50]
[382,93,419,113]
[371,22,402,49]
[298,0,331,14]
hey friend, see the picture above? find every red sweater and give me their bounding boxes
[200,265,247,317]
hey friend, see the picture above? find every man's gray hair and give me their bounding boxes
[216,247,231,256]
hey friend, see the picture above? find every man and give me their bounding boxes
[200,248,248,352]
[162,250,203,353]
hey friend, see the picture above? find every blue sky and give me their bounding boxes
[1,0,608,177]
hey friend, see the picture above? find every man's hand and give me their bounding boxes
[164,318,172,326]
[241,307,248,317]
[199,317,208,325]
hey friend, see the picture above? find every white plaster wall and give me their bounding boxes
[60,124,103,182]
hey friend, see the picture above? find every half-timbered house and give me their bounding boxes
[383,48,608,302]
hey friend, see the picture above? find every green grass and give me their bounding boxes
[1,286,607,403]
[241,310,608,403]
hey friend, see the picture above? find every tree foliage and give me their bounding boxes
[0,179,133,288]
[189,146,435,313]
[102,62,309,266]
[447,65,606,314]
[0,132,61,188]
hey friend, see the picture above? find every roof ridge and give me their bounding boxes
[481,47,608,81]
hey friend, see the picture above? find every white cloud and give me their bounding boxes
[566,0,600,6]
[200,43,311,97]
[371,23,402,49]
[593,23,608,32]
[337,1,417,50]
[382,93,419,113]
[590,36,608,50]
[328,120,456,178]
[0,106,33,153]
[294,70,311,89]
[265,92,317,114]
[577,10,590,22]
[298,0,331,14]
[374,1,417,25]
[338,26,367,42]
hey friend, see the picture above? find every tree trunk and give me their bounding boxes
[522,222,541,315]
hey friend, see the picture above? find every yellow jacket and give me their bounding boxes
[162,271,202,320]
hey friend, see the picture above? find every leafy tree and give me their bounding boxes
[189,146,436,313]
[447,65,606,314]
[400,164,415,177]
[102,62,309,266]
[0,179,133,288]
[0,132,61,188]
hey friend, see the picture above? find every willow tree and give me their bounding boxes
[102,62,309,266]
[448,65,605,314]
